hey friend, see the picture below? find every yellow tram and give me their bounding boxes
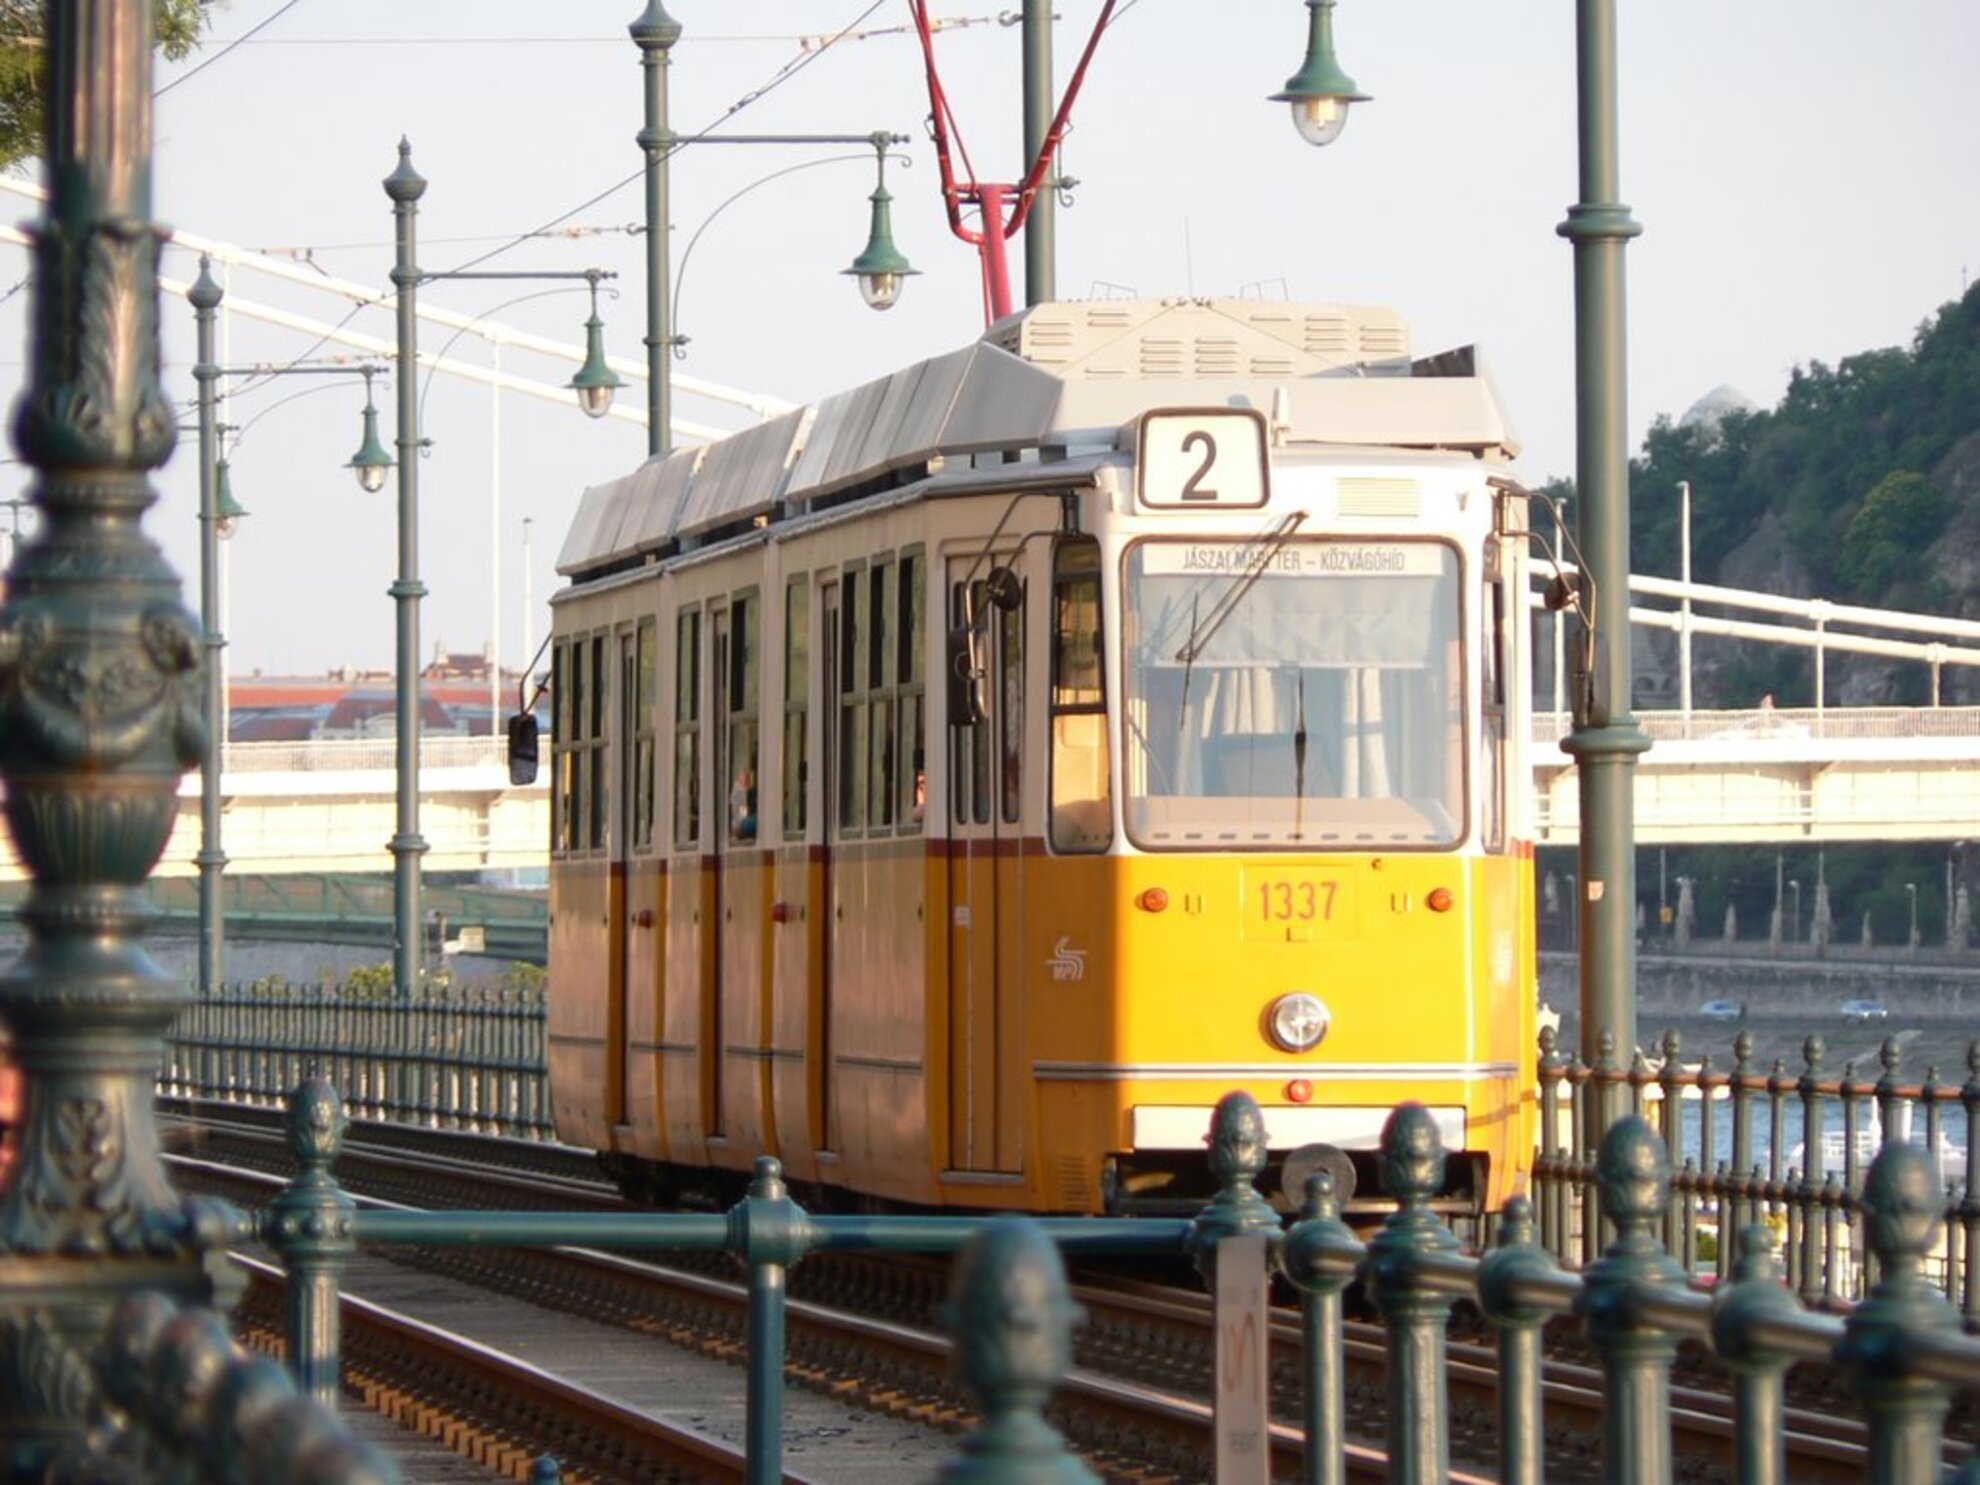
[540,298,1537,1216]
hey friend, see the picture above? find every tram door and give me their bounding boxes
[707,604,731,1138]
[945,559,1025,1174]
[609,628,637,1134]
[815,580,841,1155]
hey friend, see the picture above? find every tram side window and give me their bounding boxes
[552,639,573,854]
[867,561,895,831]
[568,638,589,853]
[837,565,868,834]
[782,578,808,836]
[633,617,656,852]
[951,579,991,825]
[999,582,1023,825]
[897,550,925,832]
[1050,537,1110,853]
[726,591,760,847]
[673,606,701,847]
[587,633,609,850]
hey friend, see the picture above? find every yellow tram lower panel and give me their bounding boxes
[556,839,1536,1217]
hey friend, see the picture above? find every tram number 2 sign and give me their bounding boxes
[1136,408,1270,511]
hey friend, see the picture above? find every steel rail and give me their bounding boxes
[229,1255,781,1484]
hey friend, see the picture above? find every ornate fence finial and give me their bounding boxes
[937,1217,1097,1485]
[268,1080,357,1406]
[1578,1115,1686,1483]
[1186,1090,1280,1288]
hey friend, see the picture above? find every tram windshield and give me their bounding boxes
[1122,538,1463,850]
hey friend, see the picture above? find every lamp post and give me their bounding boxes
[386,140,428,1001]
[631,0,682,457]
[1788,879,1801,948]
[0,0,225,1461]
[189,259,388,998]
[1022,0,1056,305]
[1907,882,1919,951]
[190,260,227,999]
[1559,0,1647,1096]
[630,6,912,457]
[1948,840,1968,950]
[383,139,622,995]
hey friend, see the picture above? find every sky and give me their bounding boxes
[1,1,1975,681]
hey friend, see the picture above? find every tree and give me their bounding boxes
[1839,470,1945,601]
[0,1,211,169]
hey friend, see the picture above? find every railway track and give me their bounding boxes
[165,1104,1949,1482]
[229,1256,768,1484]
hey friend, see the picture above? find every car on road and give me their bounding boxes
[1839,998,1889,1024]
[1699,999,1743,1022]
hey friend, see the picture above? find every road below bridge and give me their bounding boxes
[1541,948,1980,1065]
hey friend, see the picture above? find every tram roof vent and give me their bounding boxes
[673,406,811,545]
[984,298,1414,377]
[785,341,1062,508]
[557,443,702,577]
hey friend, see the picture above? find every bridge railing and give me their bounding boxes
[1536,703,1980,745]
[217,734,517,776]
[249,1081,1980,1485]
[161,981,552,1139]
[1535,1026,1979,1318]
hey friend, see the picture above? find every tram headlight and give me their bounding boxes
[1267,992,1330,1053]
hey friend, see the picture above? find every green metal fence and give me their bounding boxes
[1536,1026,1980,1317]
[160,986,1980,1313]
[163,982,550,1138]
[252,1081,1980,1485]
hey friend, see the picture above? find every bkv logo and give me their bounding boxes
[1047,936,1087,982]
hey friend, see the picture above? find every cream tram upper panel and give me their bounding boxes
[557,298,1518,578]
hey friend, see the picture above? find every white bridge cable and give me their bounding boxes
[0,177,795,428]
[0,225,730,446]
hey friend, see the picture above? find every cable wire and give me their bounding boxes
[155,0,307,97]
[438,0,889,276]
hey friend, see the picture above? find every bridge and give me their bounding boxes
[0,698,1971,888]
[13,548,1980,884]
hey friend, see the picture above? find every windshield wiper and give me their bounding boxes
[1294,669,1308,797]
[1176,590,1201,729]
[1174,510,1307,666]
[1293,669,1308,839]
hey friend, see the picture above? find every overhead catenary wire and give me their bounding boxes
[155,0,307,97]
[440,0,891,277]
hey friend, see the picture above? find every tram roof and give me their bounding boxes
[558,297,1518,579]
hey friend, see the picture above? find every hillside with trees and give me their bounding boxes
[1539,282,1980,954]
[1625,282,1980,664]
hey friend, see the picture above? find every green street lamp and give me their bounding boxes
[213,456,246,536]
[189,258,390,1000]
[569,271,624,418]
[631,6,911,453]
[347,367,393,494]
[1271,0,1369,147]
[846,151,918,311]
[382,137,620,993]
